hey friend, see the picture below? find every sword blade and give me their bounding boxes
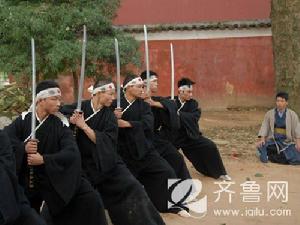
[115,38,121,108]
[170,43,175,100]
[77,25,87,111]
[31,38,36,139]
[144,25,150,93]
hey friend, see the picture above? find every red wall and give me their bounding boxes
[59,36,275,109]
[114,0,271,25]
[135,36,275,109]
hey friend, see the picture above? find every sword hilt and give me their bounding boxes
[73,126,78,137]
[73,110,82,137]
[27,138,39,189]
[29,166,34,189]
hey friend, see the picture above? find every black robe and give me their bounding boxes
[113,97,154,163]
[62,100,166,225]
[173,97,227,179]
[111,97,178,213]
[150,96,191,180]
[4,114,107,225]
[61,101,119,181]
[0,130,46,225]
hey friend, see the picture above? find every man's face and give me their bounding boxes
[276,97,288,111]
[141,85,148,99]
[126,84,144,98]
[97,89,115,107]
[141,79,157,98]
[150,79,158,93]
[39,96,61,114]
[179,87,193,101]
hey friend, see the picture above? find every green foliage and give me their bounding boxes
[0,0,140,80]
[0,83,31,117]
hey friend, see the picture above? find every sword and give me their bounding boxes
[115,38,121,109]
[144,25,150,93]
[170,43,175,100]
[29,38,36,189]
[31,38,36,140]
[76,25,87,111]
[74,25,87,136]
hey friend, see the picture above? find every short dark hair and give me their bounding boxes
[177,77,195,88]
[140,70,158,80]
[94,77,112,89]
[276,92,289,101]
[36,80,59,94]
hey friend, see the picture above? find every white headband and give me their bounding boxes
[123,77,143,89]
[22,87,61,120]
[143,75,157,83]
[36,87,61,101]
[178,85,193,91]
[88,82,115,95]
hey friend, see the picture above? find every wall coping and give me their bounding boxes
[114,19,271,33]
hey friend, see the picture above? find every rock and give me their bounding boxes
[254,173,263,178]
[0,116,12,129]
[214,139,230,145]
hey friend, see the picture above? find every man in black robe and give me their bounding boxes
[0,130,46,225]
[112,74,190,216]
[140,71,191,180]
[61,78,165,225]
[4,80,108,225]
[172,78,231,181]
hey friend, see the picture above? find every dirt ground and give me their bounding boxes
[2,110,299,224]
[162,110,300,225]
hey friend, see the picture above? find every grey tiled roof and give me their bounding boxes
[114,19,271,33]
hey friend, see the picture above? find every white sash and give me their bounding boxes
[85,101,103,122]
[24,115,49,143]
[177,101,185,113]
[122,98,136,114]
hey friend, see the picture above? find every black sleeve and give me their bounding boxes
[179,99,201,121]
[92,110,118,173]
[60,102,81,131]
[60,102,77,117]
[127,101,154,140]
[158,98,180,131]
[0,130,31,224]
[0,130,16,171]
[121,101,154,160]
[179,100,202,139]
[42,126,81,207]
[4,117,26,174]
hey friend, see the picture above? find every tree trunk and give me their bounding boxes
[72,71,78,102]
[271,0,300,114]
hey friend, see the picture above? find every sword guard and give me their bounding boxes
[74,109,83,114]
[27,138,39,143]
[73,109,82,136]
